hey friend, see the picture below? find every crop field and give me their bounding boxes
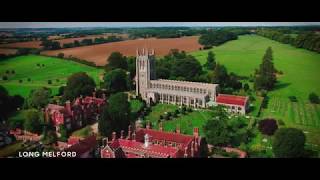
[0,48,17,55]
[0,33,128,49]
[41,36,202,66]
[191,34,320,145]
[0,55,103,97]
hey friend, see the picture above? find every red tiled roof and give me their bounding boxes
[65,135,97,156]
[110,139,179,158]
[135,128,194,147]
[216,94,248,106]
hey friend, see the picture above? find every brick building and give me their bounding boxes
[44,93,105,132]
[100,124,201,158]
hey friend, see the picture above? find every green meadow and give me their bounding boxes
[144,103,214,136]
[191,34,320,146]
[0,55,103,97]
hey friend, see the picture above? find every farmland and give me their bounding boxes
[0,55,103,97]
[0,33,128,49]
[191,34,320,145]
[0,48,17,55]
[41,36,202,66]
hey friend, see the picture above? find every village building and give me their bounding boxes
[100,124,201,158]
[44,92,105,132]
[135,48,249,114]
[216,94,249,115]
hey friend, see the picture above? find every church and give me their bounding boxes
[135,48,249,114]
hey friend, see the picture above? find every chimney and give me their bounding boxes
[146,121,151,129]
[120,130,124,139]
[92,91,96,98]
[194,140,198,152]
[112,132,116,141]
[127,125,132,139]
[102,137,108,146]
[191,141,195,157]
[144,134,150,148]
[102,93,106,100]
[193,127,199,138]
[132,131,136,141]
[184,147,188,158]
[136,49,139,56]
[176,125,180,134]
[65,100,72,115]
[159,122,163,131]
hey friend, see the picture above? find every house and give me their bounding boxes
[44,92,105,132]
[100,123,201,158]
[63,135,97,158]
[216,94,249,115]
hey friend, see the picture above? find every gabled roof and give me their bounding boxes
[216,94,248,106]
[64,135,97,156]
[109,139,180,158]
[135,128,194,147]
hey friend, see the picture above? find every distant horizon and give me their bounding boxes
[0,22,320,29]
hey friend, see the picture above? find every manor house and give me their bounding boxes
[135,48,249,114]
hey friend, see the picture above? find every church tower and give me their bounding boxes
[136,48,156,100]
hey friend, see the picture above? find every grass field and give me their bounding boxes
[191,34,320,146]
[130,99,144,113]
[0,141,24,157]
[0,55,103,97]
[144,103,214,136]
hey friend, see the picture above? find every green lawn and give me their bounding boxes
[190,34,320,146]
[71,125,93,138]
[145,103,214,136]
[0,55,103,97]
[191,35,320,101]
[130,99,144,113]
[0,141,24,157]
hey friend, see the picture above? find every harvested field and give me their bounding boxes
[0,41,41,49]
[0,33,128,49]
[0,48,17,55]
[41,36,202,66]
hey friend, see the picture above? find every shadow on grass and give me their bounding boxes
[273,82,291,91]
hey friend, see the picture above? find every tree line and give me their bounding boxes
[40,35,123,50]
[256,28,320,53]
[198,30,238,49]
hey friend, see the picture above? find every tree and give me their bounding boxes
[98,92,131,137]
[24,109,42,134]
[243,83,250,91]
[0,86,24,122]
[205,51,216,70]
[309,92,320,104]
[28,87,52,109]
[63,72,96,101]
[170,56,202,81]
[199,30,237,47]
[203,106,230,146]
[272,128,306,158]
[57,53,64,59]
[212,63,229,87]
[127,56,136,79]
[103,68,129,94]
[199,137,209,158]
[59,124,68,142]
[105,52,128,71]
[254,47,277,90]
[258,118,278,136]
